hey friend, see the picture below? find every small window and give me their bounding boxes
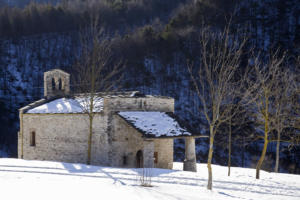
[58,78,62,90]
[30,131,36,147]
[139,100,143,109]
[123,155,128,166]
[154,152,158,164]
[51,78,56,90]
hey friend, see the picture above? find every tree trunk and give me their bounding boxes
[87,93,94,165]
[275,131,280,173]
[207,125,214,190]
[228,119,232,176]
[256,110,269,179]
[87,62,95,165]
[242,136,245,167]
[87,115,93,165]
[256,138,268,179]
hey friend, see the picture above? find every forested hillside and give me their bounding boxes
[0,0,299,173]
[0,0,59,8]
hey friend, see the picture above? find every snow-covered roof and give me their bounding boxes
[118,111,192,138]
[26,97,103,114]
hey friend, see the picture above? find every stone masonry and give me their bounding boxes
[18,69,197,170]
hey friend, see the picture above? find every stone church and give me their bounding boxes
[18,69,202,171]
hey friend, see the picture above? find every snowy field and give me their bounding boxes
[0,159,299,200]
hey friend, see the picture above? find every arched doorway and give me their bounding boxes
[136,150,143,168]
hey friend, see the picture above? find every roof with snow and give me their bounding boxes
[118,111,193,138]
[26,97,103,114]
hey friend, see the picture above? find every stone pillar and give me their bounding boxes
[183,137,197,172]
[143,140,154,168]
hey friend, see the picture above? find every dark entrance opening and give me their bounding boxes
[136,150,143,168]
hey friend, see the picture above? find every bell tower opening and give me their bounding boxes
[44,69,70,98]
[58,78,63,90]
[52,78,56,90]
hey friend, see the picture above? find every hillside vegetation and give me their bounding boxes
[0,0,299,174]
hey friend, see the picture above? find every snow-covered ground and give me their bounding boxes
[0,159,299,200]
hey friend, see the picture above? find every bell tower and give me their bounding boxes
[44,69,70,98]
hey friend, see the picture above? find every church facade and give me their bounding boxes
[18,69,199,170]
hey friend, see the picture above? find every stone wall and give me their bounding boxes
[103,97,174,113]
[110,115,146,167]
[19,112,174,169]
[143,140,155,168]
[20,113,109,165]
[19,95,175,169]
[112,115,173,169]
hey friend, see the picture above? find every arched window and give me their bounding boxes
[154,152,158,164]
[58,78,62,90]
[30,131,36,147]
[51,78,56,90]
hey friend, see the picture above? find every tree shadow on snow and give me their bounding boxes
[1,164,300,198]
[62,162,99,173]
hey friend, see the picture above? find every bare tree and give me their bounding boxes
[269,63,295,173]
[188,25,247,190]
[293,56,300,139]
[225,105,250,176]
[246,49,287,179]
[275,56,300,171]
[72,14,124,165]
[228,115,232,176]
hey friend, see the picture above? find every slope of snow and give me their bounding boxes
[0,159,299,200]
[27,97,103,113]
[118,111,191,137]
